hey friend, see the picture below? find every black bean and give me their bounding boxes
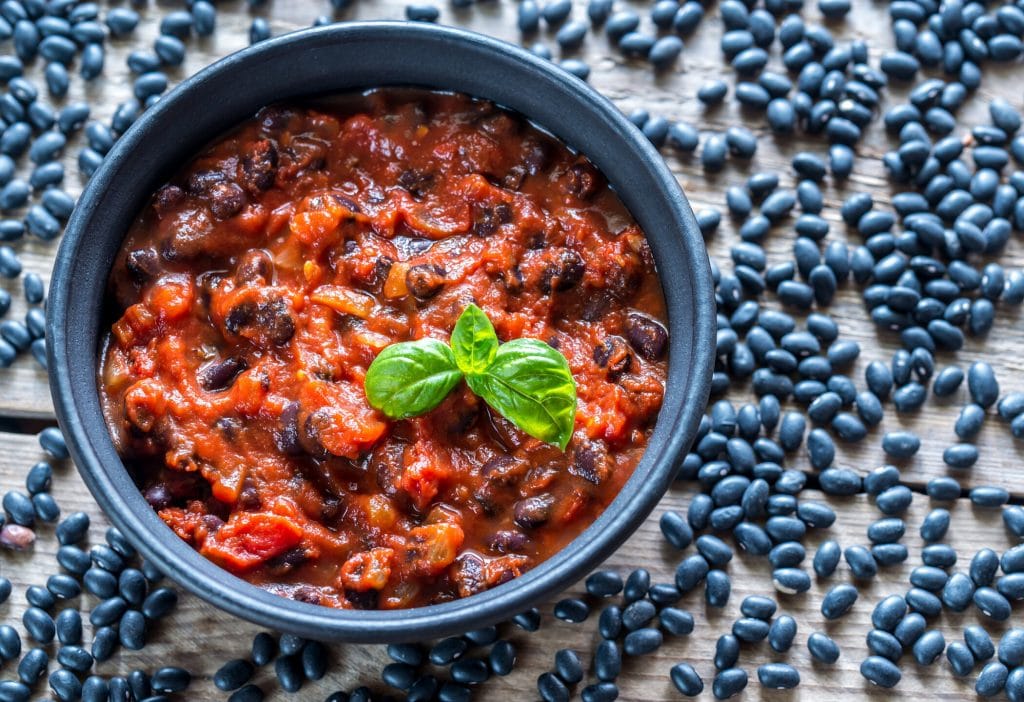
[713,667,748,699]
[809,540,839,579]
[104,6,140,35]
[513,608,541,632]
[894,612,926,649]
[975,587,1012,621]
[151,31,187,64]
[3,489,34,526]
[474,639,512,678]
[46,573,78,601]
[462,626,497,648]
[977,661,1009,697]
[381,643,421,669]
[0,624,20,664]
[81,568,115,599]
[79,675,109,702]
[881,430,920,458]
[947,641,975,677]
[38,427,69,460]
[820,583,858,620]
[944,443,979,468]
[668,121,700,153]
[89,625,116,663]
[963,625,996,664]
[712,634,740,672]
[57,644,93,674]
[251,632,276,666]
[553,597,589,623]
[546,649,582,687]
[768,541,805,568]
[89,596,127,628]
[105,677,132,702]
[226,687,264,702]
[1007,668,1024,701]
[151,666,190,694]
[91,544,125,573]
[538,672,569,702]
[621,627,661,657]
[771,567,810,594]
[427,681,467,702]
[22,607,54,643]
[1005,508,1024,541]
[967,362,999,408]
[998,629,1024,668]
[118,609,146,650]
[55,513,89,552]
[971,486,1009,507]
[49,668,82,701]
[866,628,902,662]
[860,655,901,688]
[907,586,943,617]
[430,637,468,666]
[54,609,81,647]
[620,599,655,632]
[807,632,840,663]
[0,680,29,702]
[14,645,47,687]
[871,595,907,632]
[671,662,703,696]
[382,663,416,691]
[298,640,327,681]
[816,467,859,497]
[757,662,800,689]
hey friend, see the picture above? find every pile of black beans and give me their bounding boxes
[0,0,1023,700]
[0,428,188,702]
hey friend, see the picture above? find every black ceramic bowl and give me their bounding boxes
[48,21,714,642]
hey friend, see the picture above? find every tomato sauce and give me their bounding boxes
[99,89,669,609]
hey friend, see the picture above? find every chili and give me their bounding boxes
[99,89,668,609]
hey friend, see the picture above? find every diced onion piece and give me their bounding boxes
[311,285,376,318]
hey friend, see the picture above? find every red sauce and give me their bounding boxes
[99,89,669,609]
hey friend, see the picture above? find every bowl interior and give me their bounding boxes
[49,22,714,642]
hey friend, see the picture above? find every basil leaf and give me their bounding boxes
[450,303,499,375]
[364,339,463,419]
[466,338,577,450]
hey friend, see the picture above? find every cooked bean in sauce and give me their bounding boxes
[99,89,668,609]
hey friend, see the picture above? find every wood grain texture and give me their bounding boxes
[0,1,1023,700]
[0,429,1021,700]
[1,0,1022,494]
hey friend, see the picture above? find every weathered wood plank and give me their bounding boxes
[0,0,1019,501]
[1,0,1022,498]
[1,429,1021,700]
[0,1,1023,700]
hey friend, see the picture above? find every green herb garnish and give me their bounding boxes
[364,304,578,450]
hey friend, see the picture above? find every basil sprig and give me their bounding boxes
[364,304,578,450]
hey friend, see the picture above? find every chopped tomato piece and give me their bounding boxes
[146,274,194,321]
[399,442,453,513]
[201,512,303,572]
[298,380,387,458]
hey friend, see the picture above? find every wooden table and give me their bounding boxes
[2,1,1023,700]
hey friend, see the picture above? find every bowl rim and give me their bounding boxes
[47,20,715,642]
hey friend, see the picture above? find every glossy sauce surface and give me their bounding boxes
[99,89,668,609]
